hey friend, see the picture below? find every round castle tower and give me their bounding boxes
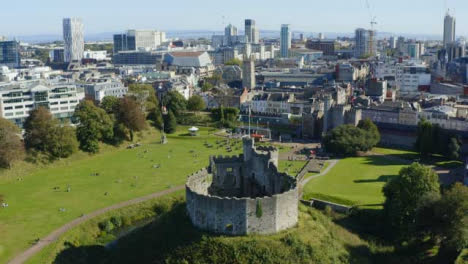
[186,137,298,235]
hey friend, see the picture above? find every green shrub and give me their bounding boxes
[256,200,263,218]
[110,216,123,228]
[98,220,115,232]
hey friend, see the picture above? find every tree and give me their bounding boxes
[357,118,380,148]
[100,96,120,114]
[436,183,468,254]
[201,82,214,92]
[383,163,440,241]
[447,137,460,160]
[74,100,114,153]
[128,83,159,114]
[162,91,187,116]
[25,107,79,159]
[117,97,147,141]
[164,110,177,134]
[47,124,79,158]
[225,58,243,67]
[187,95,206,112]
[24,107,55,152]
[323,125,373,156]
[415,119,434,156]
[149,107,164,130]
[0,118,24,168]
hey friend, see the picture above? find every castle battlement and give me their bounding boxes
[210,155,243,163]
[186,137,298,236]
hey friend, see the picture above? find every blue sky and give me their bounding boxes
[1,0,467,37]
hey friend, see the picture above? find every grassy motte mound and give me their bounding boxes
[42,195,390,264]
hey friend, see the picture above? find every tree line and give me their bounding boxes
[0,84,239,169]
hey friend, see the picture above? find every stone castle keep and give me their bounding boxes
[186,137,298,235]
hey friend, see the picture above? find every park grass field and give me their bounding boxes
[303,154,409,207]
[0,126,242,263]
[278,160,307,177]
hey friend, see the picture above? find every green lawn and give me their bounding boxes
[373,147,463,169]
[0,126,240,263]
[303,155,408,207]
[278,160,307,177]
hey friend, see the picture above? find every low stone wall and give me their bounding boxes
[300,199,351,214]
[186,169,298,235]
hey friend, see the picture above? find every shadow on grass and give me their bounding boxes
[361,155,412,167]
[354,175,395,184]
[54,202,207,264]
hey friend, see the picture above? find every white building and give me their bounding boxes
[0,79,84,126]
[280,24,291,58]
[63,18,84,62]
[127,29,166,51]
[83,50,108,61]
[443,11,456,47]
[396,62,431,94]
[81,78,127,103]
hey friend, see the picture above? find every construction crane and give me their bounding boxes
[365,0,378,30]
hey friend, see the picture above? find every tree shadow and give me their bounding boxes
[362,155,412,167]
[354,175,395,183]
[54,244,109,264]
[332,207,388,242]
[53,203,207,264]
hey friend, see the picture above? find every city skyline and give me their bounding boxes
[1,0,468,38]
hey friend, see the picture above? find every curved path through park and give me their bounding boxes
[9,159,339,264]
[7,185,185,264]
[300,159,339,187]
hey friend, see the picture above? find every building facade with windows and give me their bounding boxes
[0,41,21,68]
[81,78,128,103]
[0,79,84,127]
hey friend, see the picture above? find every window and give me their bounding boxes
[4,106,13,110]
[15,105,23,109]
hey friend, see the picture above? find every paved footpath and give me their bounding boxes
[300,159,339,187]
[8,159,340,264]
[7,185,185,264]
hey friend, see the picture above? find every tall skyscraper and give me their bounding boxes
[443,11,456,47]
[242,54,255,89]
[63,18,84,63]
[280,24,291,58]
[0,40,21,67]
[245,19,259,44]
[354,28,377,58]
[224,24,238,46]
[113,34,129,54]
[389,36,397,49]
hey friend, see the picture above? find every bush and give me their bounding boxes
[98,220,115,233]
[110,216,123,228]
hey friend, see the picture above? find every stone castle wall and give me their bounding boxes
[186,170,298,235]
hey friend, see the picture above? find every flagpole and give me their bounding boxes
[248,105,251,137]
